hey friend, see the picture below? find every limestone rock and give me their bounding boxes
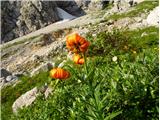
[44,87,53,99]
[147,6,159,26]
[12,87,39,113]
[0,77,5,88]
[30,62,55,77]
[114,17,133,28]
[111,0,130,12]
[109,0,146,13]
[5,75,18,82]
[87,1,109,11]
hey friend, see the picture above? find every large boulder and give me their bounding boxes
[12,86,53,113]
[12,87,39,113]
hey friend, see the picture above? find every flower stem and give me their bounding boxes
[83,52,88,75]
[51,79,59,90]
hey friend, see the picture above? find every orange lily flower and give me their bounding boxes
[73,54,84,65]
[50,68,70,79]
[66,33,90,53]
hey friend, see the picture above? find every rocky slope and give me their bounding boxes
[1,0,110,43]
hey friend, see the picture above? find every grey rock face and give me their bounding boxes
[87,1,109,11]
[0,1,62,42]
[19,1,59,32]
[1,1,21,43]
[56,0,88,16]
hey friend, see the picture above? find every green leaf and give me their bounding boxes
[104,111,122,120]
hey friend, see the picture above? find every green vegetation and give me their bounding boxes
[1,26,158,120]
[107,1,158,20]
[1,72,50,120]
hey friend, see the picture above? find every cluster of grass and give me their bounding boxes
[107,1,158,20]
[1,26,158,120]
[86,26,158,57]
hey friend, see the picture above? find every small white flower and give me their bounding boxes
[77,80,81,83]
[112,56,118,62]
